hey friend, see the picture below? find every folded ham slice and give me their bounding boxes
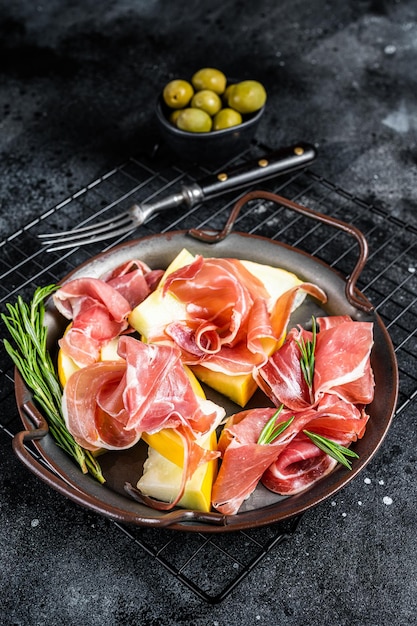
[255,316,375,409]
[212,394,369,514]
[156,255,327,376]
[54,260,163,366]
[62,335,225,453]
[261,394,369,495]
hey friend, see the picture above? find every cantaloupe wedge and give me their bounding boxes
[129,248,304,406]
[128,248,193,342]
[136,429,218,512]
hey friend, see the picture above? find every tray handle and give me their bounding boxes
[189,189,373,313]
[13,394,229,528]
[12,399,92,501]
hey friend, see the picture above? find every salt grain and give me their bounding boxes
[31,518,39,528]
[364,477,371,484]
[383,496,393,505]
[384,44,397,55]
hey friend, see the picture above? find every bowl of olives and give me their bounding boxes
[156,68,267,165]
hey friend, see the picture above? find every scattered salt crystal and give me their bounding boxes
[331,501,337,506]
[379,479,385,485]
[364,477,371,484]
[342,512,347,517]
[31,518,39,528]
[358,501,363,506]
[384,44,397,55]
[383,496,393,505]
[408,267,416,273]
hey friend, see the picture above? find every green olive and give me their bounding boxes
[212,108,243,131]
[169,109,183,127]
[163,79,194,109]
[191,68,227,95]
[226,80,267,114]
[222,84,234,105]
[176,108,213,133]
[191,89,222,116]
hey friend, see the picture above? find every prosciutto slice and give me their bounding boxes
[261,394,368,495]
[101,259,163,309]
[63,335,225,453]
[211,393,369,514]
[151,256,327,375]
[255,316,374,410]
[54,260,163,366]
[211,405,318,515]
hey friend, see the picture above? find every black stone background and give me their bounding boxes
[1,1,416,625]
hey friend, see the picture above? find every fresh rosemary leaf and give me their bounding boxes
[257,406,294,445]
[295,316,317,391]
[2,285,105,484]
[303,430,359,470]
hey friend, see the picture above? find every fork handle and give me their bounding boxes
[195,142,316,200]
[138,142,317,223]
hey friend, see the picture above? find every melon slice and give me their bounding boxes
[137,429,218,512]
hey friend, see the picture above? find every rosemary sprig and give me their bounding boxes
[1,285,105,484]
[257,405,294,445]
[303,430,359,470]
[295,316,317,392]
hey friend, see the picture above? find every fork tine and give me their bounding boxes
[38,211,133,240]
[43,222,138,252]
[40,215,134,245]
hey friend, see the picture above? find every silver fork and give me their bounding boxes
[38,143,316,251]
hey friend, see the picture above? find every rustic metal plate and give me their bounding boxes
[13,228,398,532]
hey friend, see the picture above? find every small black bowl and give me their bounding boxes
[155,95,265,165]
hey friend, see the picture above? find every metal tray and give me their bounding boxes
[12,192,398,533]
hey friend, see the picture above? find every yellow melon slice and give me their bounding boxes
[136,429,218,512]
[128,249,193,342]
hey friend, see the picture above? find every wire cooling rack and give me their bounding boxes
[1,144,416,602]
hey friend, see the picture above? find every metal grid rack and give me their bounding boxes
[1,146,416,603]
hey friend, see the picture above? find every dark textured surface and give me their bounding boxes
[1,1,417,624]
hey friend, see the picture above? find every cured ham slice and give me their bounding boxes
[255,316,374,410]
[261,436,338,495]
[211,393,369,514]
[261,394,369,495]
[157,255,327,376]
[62,360,135,450]
[211,406,318,515]
[63,335,224,451]
[101,259,164,309]
[163,256,268,352]
[54,260,163,366]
